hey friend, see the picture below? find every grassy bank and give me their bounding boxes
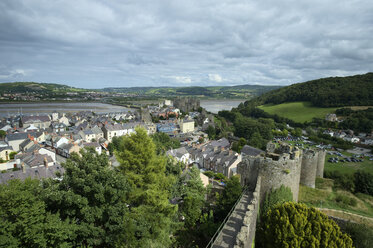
[258,101,337,123]
[299,178,373,219]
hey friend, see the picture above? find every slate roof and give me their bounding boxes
[105,123,124,131]
[22,115,50,123]
[19,138,33,149]
[0,164,64,184]
[0,146,13,152]
[59,143,74,151]
[83,130,94,135]
[6,132,29,141]
[166,147,189,159]
[210,138,230,149]
[22,153,53,167]
[84,142,100,148]
[241,145,264,157]
[91,126,103,134]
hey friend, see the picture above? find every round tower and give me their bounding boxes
[316,149,326,178]
[300,149,318,188]
[259,151,302,202]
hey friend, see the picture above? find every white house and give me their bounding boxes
[39,147,57,162]
[166,147,190,164]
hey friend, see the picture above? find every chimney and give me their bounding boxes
[21,162,26,173]
[28,133,31,139]
[229,149,233,156]
[44,157,48,168]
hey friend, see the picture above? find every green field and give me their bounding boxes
[324,152,373,175]
[258,101,337,123]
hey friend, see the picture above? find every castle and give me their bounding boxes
[173,97,200,113]
[238,142,326,201]
[211,142,326,247]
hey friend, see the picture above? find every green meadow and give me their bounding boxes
[324,152,373,175]
[258,101,337,123]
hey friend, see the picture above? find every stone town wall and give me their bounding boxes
[234,176,261,248]
[217,144,326,247]
[300,149,319,188]
[237,156,262,190]
[316,149,326,178]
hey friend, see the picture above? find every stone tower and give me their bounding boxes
[316,149,326,178]
[238,144,303,202]
[300,149,318,188]
[238,142,325,203]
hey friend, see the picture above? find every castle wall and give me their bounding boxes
[234,176,261,248]
[259,153,302,202]
[237,156,262,190]
[316,149,326,178]
[300,149,318,188]
[211,176,261,248]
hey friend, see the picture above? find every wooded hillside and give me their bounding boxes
[250,73,373,107]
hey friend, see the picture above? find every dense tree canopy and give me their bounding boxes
[250,72,373,107]
[257,202,353,248]
[0,179,75,248]
[42,148,131,247]
[151,132,181,154]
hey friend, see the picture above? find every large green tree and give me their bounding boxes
[151,132,181,154]
[115,128,177,247]
[0,179,75,248]
[179,167,206,228]
[42,148,131,247]
[257,202,353,248]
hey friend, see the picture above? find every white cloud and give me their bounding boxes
[208,74,223,82]
[170,76,192,84]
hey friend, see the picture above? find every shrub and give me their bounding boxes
[261,185,293,218]
[335,194,357,207]
[340,222,373,248]
[257,202,353,248]
[354,171,373,196]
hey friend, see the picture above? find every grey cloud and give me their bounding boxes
[0,0,372,88]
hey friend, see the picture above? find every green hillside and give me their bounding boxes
[0,82,86,93]
[251,72,373,107]
[258,102,337,123]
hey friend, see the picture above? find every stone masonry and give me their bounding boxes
[210,142,326,247]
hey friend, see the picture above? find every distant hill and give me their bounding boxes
[0,82,86,94]
[249,73,373,107]
[0,82,282,99]
[102,84,281,98]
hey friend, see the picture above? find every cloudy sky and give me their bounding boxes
[0,0,372,88]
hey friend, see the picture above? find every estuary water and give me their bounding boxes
[200,99,245,113]
[0,102,132,117]
[0,99,246,117]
